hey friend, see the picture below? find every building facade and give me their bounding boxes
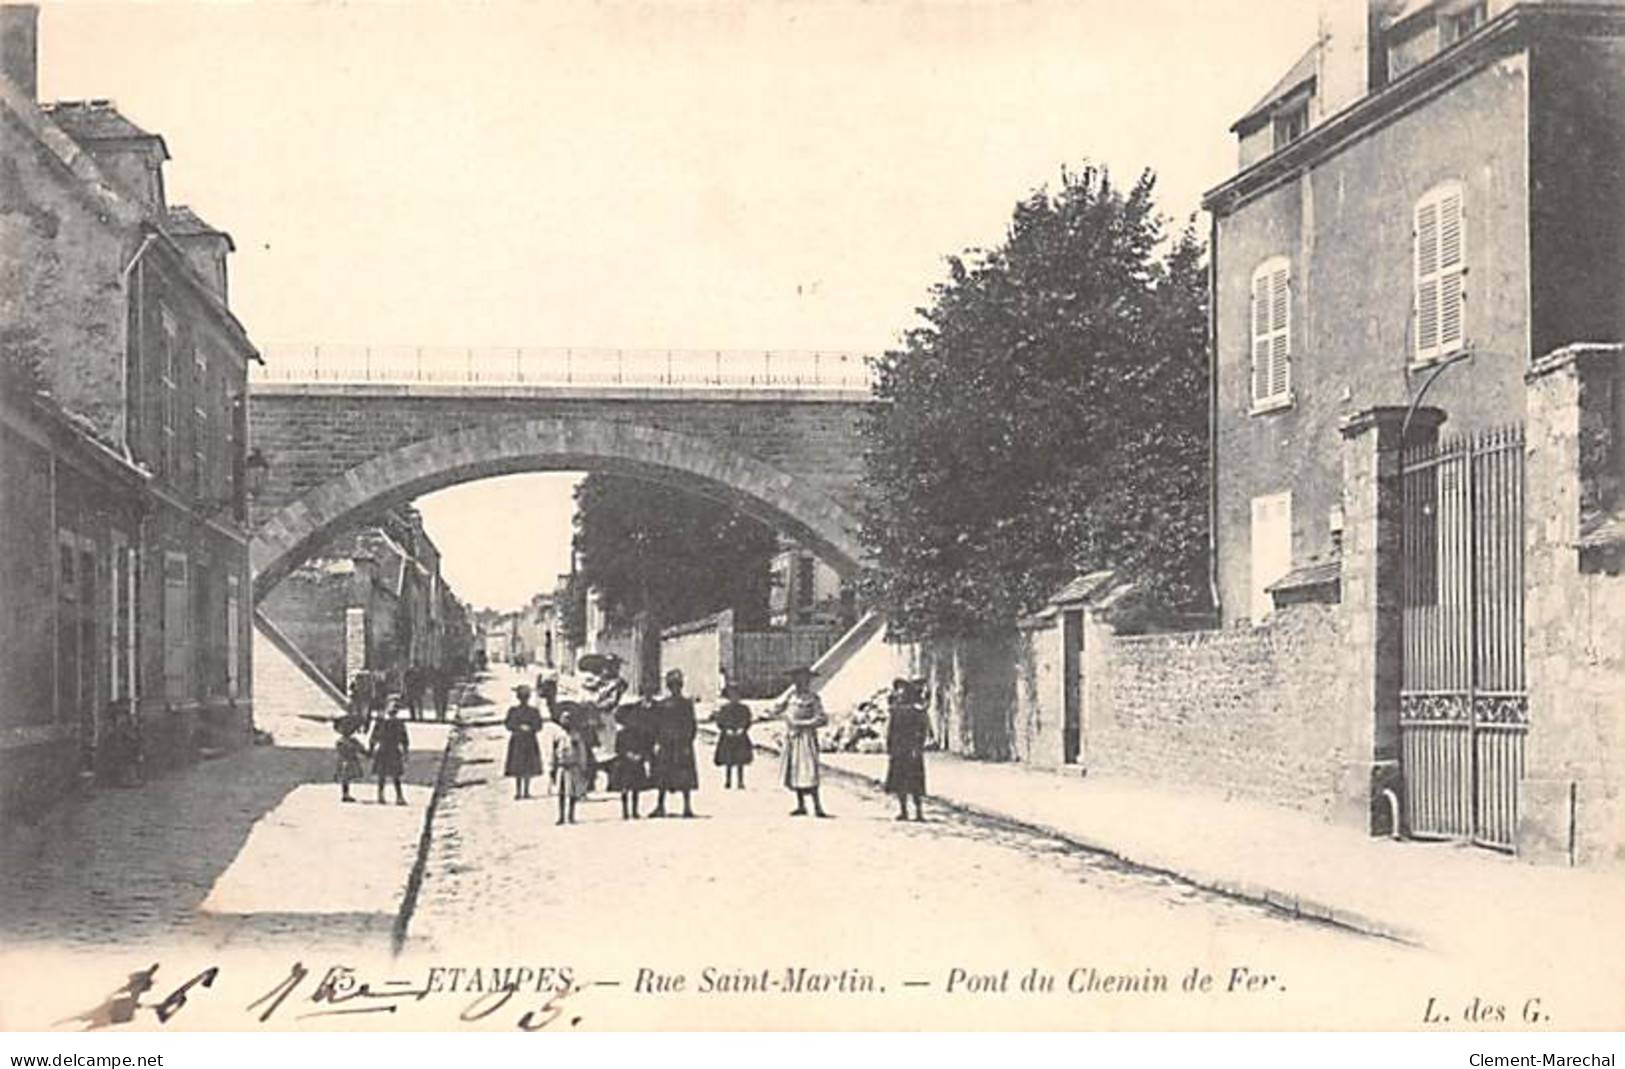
[0,5,260,818]
[1197,0,1625,860]
[1207,0,1625,625]
[258,506,469,699]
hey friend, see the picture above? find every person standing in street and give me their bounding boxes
[368,698,411,805]
[649,669,698,818]
[349,671,376,730]
[547,704,591,825]
[773,666,829,817]
[712,685,754,789]
[504,683,544,800]
[334,715,366,804]
[403,664,425,721]
[884,678,931,821]
[431,665,452,722]
[607,700,653,820]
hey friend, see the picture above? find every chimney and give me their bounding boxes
[0,4,38,100]
[1315,0,1376,120]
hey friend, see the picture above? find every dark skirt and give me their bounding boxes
[652,745,699,791]
[372,748,406,778]
[606,753,649,792]
[884,753,926,797]
[713,733,754,767]
[504,734,542,778]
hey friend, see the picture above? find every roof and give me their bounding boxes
[1231,44,1318,133]
[1046,570,1117,607]
[1265,559,1342,593]
[163,205,235,251]
[40,99,170,159]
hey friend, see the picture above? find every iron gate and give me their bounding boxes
[1399,424,1526,851]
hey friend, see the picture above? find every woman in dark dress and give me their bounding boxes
[607,700,654,820]
[368,698,410,806]
[712,685,754,789]
[504,683,544,800]
[884,678,930,821]
[649,670,699,818]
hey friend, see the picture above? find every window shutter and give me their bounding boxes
[1270,267,1290,398]
[1438,189,1464,350]
[1252,272,1271,404]
[1415,200,1440,355]
[1415,185,1465,359]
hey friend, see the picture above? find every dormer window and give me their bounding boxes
[1387,0,1490,80]
[1441,1,1487,48]
[1273,102,1308,149]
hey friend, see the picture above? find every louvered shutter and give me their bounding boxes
[1415,184,1465,360]
[1269,266,1290,399]
[1252,272,1271,405]
[1437,189,1464,350]
[1415,200,1440,356]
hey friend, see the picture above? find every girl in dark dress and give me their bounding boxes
[649,670,698,818]
[884,678,931,821]
[368,699,410,805]
[607,700,654,820]
[504,683,544,800]
[712,686,754,789]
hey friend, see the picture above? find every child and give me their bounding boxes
[546,705,591,825]
[334,715,366,803]
[712,686,754,789]
[504,683,544,800]
[773,666,829,818]
[607,700,653,820]
[368,698,410,805]
[884,678,931,821]
[650,670,698,818]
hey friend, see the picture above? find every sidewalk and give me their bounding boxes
[727,718,1625,965]
[0,635,456,956]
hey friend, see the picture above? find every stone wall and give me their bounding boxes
[919,633,1019,761]
[1521,346,1625,865]
[258,566,353,693]
[1080,604,1351,819]
[660,611,730,707]
[1011,617,1064,768]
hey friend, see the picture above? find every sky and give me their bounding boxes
[37,0,1323,610]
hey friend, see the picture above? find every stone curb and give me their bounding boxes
[391,718,465,954]
[700,724,1421,947]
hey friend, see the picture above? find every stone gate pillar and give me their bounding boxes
[1336,405,1446,834]
[1521,344,1625,865]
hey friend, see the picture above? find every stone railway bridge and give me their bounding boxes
[247,348,878,601]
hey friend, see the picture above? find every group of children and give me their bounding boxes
[333,698,412,805]
[337,668,935,821]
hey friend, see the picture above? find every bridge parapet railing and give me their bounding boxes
[250,344,877,391]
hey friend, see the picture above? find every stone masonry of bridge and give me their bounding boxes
[248,383,875,599]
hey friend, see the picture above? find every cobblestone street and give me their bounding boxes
[398,670,1447,1029]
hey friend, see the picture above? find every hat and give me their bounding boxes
[786,665,816,682]
[513,683,532,696]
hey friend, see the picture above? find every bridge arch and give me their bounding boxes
[249,415,865,602]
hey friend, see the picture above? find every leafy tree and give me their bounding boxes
[858,163,1210,640]
[571,474,777,631]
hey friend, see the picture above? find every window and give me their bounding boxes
[795,555,816,609]
[193,345,208,500]
[1250,256,1291,410]
[163,551,189,701]
[1414,182,1466,362]
[1441,2,1487,48]
[1250,492,1293,623]
[160,308,178,479]
[1273,103,1308,150]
